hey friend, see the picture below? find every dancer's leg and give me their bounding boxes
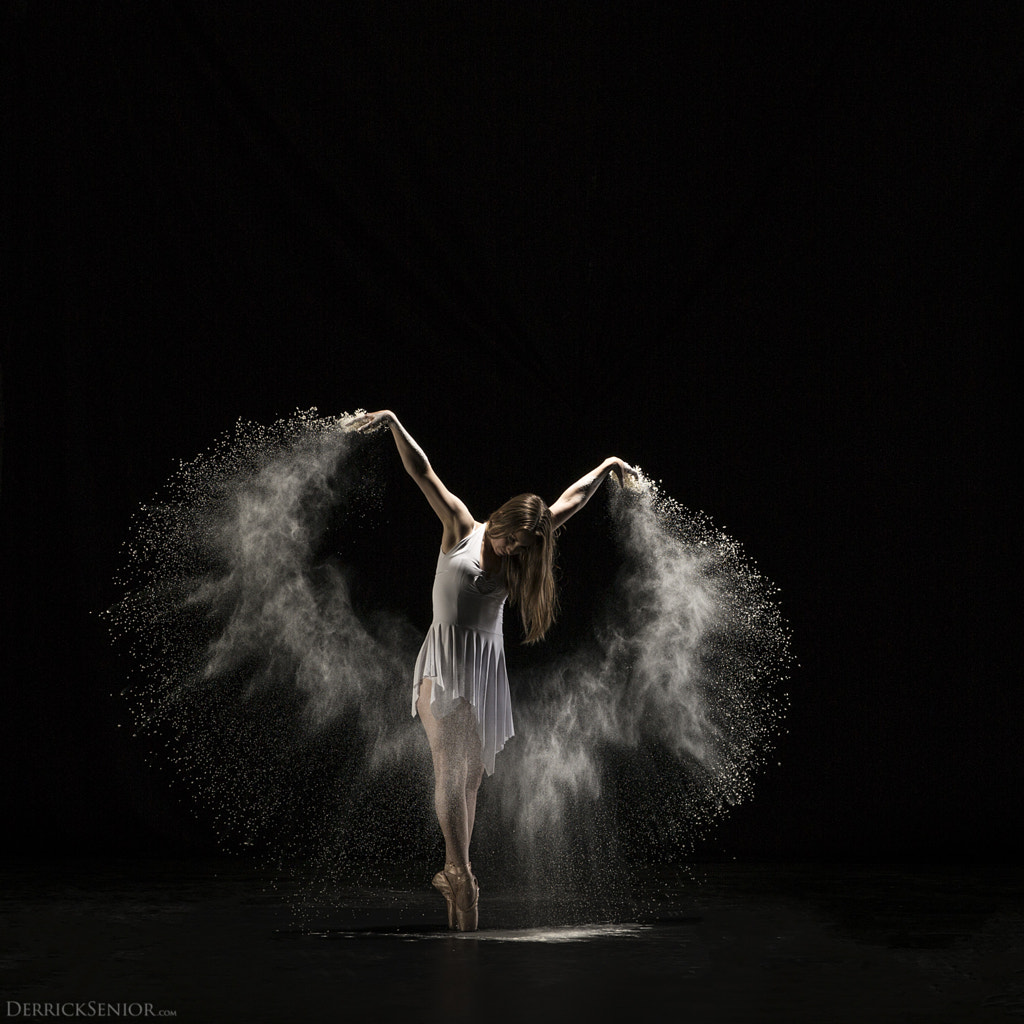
[418,679,483,930]
[464,747,485,844]
[417,680,482,867]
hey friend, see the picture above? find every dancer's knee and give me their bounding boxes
[433,757,469,799]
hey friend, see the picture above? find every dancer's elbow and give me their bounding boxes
[401,451,431,478]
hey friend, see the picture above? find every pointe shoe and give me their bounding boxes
[431,869,456,929]
[444,863,479,932]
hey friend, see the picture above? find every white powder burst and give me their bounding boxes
[104,411,791,893]
[487,472,791,875]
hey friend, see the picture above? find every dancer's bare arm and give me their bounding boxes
[353,411,474,545]
[549,457,636,530]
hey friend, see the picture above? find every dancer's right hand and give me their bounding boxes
[349,410,394,433]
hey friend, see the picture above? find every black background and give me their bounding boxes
[1,1,1018,864]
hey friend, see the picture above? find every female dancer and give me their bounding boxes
[353,410,633,930]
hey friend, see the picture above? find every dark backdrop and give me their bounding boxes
[1,1,1018,863]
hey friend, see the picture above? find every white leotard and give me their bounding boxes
[412,522,513,775]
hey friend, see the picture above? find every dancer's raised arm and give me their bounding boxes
[353,411,474,546]
[549,457,636,530]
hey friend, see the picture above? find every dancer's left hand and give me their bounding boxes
[607,458,639,488]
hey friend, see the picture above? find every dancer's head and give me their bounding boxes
[487,494,558,644]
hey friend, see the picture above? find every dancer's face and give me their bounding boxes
[493,529,536,558]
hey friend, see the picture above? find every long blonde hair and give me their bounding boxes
[487,493,558,644]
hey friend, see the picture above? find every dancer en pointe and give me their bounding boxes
[352,410,634,931]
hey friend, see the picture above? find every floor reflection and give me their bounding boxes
[309,922,653,942]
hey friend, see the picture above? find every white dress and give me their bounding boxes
[411,522,514,775]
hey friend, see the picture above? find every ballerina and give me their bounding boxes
[352,410,634,930]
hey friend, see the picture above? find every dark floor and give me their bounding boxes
[1,859,1022,1023]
